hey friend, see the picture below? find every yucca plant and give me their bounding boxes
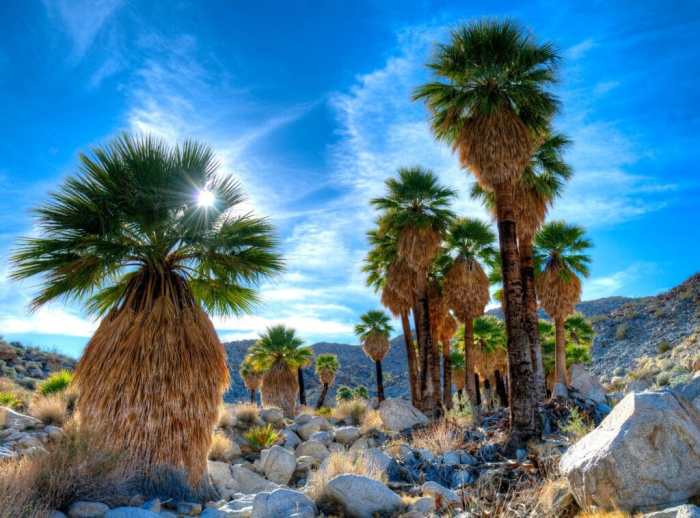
[314,354,339,409]
[535,221,592,397]
[239,355,264,405]
[37,371,73,396]
[244,424,281,452]
[248,325,312,417]
[10,134,282,483]
[355,310,394,403]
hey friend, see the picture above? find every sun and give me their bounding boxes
[197,189,215,208]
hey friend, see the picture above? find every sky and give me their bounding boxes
[1,1,699,358]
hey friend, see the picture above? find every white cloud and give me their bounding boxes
[43,0,124,60]
[0,306,98,337]
[583,262,656,300]
[566,38,597,60]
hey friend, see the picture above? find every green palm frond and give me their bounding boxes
[354,310,393,340]
[443,217,497,264]
[315,354,340,376]
[11,133,283,316]
[534,220,592,278]
[248,325,312,370]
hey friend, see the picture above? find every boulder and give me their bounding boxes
[535,479,578,518]
[230,465,279,494]
[295,440,330,462]
[409,497,435,514]
[309,430,333,446]
[378,399,428,431]
[325,474,402,518]
[282,429,302,450]
[0,407,42,431]
[560,390,700,511]
[363,448,392,472]
[68,501,109,518]
[421,481,459,508]
[105,509,160,518]
[215,494,256,517]
[333,426,360,445]
[643,505,700,518]
[297,416,330,440]
[260,407,284,425]
[569,364,607,404]
[208,461,239,500]
[251,488,316,518]
[260,445,296,485]
[674,375,700,403]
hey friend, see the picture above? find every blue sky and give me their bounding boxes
[1,1,699,357]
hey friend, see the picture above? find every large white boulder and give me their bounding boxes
[296,416,330,440]
[378,399,428,431]
[333,426,360,445]
[230,465,279,494]
[208,461,240,500]
[0,407,42,431]
[560,390,700,512]
[569,364,607,404]
[325,474,402,518]
[260,445,296,485]
[295,439,330,462]
[251,488,316,518]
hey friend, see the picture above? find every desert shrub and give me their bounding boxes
[244,424,280,451]
[410,420,463,455]
[335,385,353,402]
[657,340,672,353]
[29,395,67,426]
[655,371,671,386]
[0,456,50,518]
[352,385,369,400]
[232,403,259,426]
[0,391,23,410]
[308,450,384,502]
[332,399,368,425]
[315,406,332,418]
[359,408,382,434]
[217,405,236,429]
[37,371,73,396]
[446,396,475,427]
[614,323,629,340]
[561,408,593,441]
[208,432,236,462]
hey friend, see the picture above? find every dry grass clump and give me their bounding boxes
[232,403,259,426]
[29,395,68,426]
[208,432,236,462]
[217,404,236,429]
[332,399,368,426]
[561,408,593,443]
[308,450,385,501]
[410,420,464,455]
[359,408,383,434]
[243,424,280,452]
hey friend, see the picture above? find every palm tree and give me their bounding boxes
[10,134,282,483]
[336,385,354,402]
[473,132,572,400]
[415,20,559,444]
[441,218,496,406]
[240,355,264,405]
[355,310,394,403]
[472,316,509,407]
[363,225,420,406]
[534,221,592,398]
[249,325,312,417]
[539,315,593,389]
[371,168,456,413]
[449,350,466,407]
[315,354,340,409]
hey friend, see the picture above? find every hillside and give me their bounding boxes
[0,338,76,390]
[224,272,700,402]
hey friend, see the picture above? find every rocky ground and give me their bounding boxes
[0,338,75,390]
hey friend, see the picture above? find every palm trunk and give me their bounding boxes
[442,340,452,409]
[316,383,329,409]
[474,373,482,407]
[495,369,508,407]
[401,311,420,407]
[553,316,569,398]
[431,325,442,415]
[250,389,256,405]
[413,302,428,411]
[463,319,477,406]
[520,238,547,401]
[298,368,306,406]
[495,186,539,446]
[375,360,385,402]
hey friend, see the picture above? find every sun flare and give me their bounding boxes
[197,189,215,208]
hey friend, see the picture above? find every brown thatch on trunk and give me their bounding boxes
[472,344,508,381]
[261,359,299,418]
[242,373,262,392]
[74,286,229,485]
[362,331,390,362]
[440,314,458,345]
[514,181,548,246]
[536,265,581,321]
[455,109,533,190]
[397,226,442,273]
[443,258,490,320]
[381,283,411,317]
[318,368,336,386]
[452,368,466,391]
[428,283,448,339]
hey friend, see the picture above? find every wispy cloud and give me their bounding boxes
[583,262,657,300]
[43,0,124,61]
[566,38,597,60]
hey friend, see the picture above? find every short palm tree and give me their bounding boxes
[249,325,312,417]
[415,20,559,443]
[472,316,509,407]
[371,168,455,413]
[535,221,592,397]
[315,354,340,409]
[449,350,466,406]
[441,218,496,406]
[240,355,264,405]
[336,385,354,402]
[10,134,282,483]
[355,310,394,402]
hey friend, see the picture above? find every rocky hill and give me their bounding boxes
[224,272,700,402]
[0,338,76,390]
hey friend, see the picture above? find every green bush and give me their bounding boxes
[614,323,629,341]
[335,385,354,402]
[0,391,23,410]
[243,424,280,451]
[561,408,593,441]
[38,370,73,396]
[657,340,672,353]
[352,386,369,400]
[655,371,671,386]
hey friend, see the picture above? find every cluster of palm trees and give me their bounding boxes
[363,19,594,444]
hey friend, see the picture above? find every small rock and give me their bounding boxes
[451,470,475,488]
[104,509,160,518]
[333,426,360,445]
[251,488,316,518]
[68,501,109,518]
[348,437,369,452]
[297,416,330,440]
[216,493,256,517]
[422,481,459,508]
[328,442,344,454]
[294,413,313,425]
[410,497,435,514]
[176,502,202,516]
[643,505,700,518]
[309,430,333,446]
[325,474,403,518]
[441,451,461,465]
[363,448,392,472]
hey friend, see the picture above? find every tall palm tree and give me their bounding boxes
[240,355,264,405]
[472,316,509,407]
[371,167,456,414]
[441,218,496,406]
[355,310,394,403]
[249,325,312,417]
[473,132,572,400]
[539,315,593,389]
[315,354,340,409]
[363,225,420,406]
[534,221,592,398]
[415,20,559,444]
[10,134,282,483]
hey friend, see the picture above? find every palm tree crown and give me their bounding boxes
[354,310,394,342]
[315,354,340,381]
[11,134,283,316]
[249,325,312,370]
[534,221,592,282]
[443,218,497,264]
